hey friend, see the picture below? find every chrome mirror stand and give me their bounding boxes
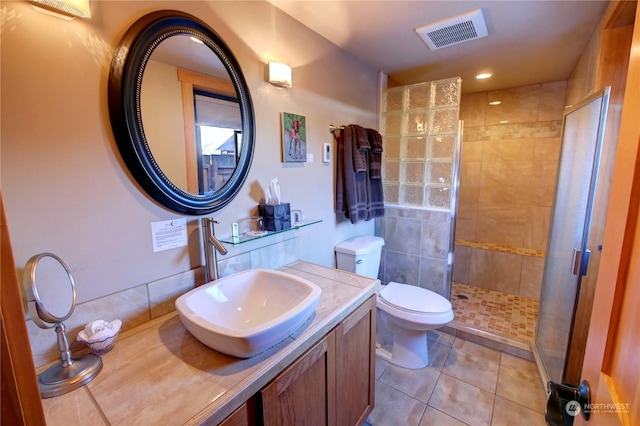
[36,321,103,398]
[24,253,102,398]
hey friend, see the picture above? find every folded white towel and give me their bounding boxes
[78,319,122,343]
[84,319,109,336]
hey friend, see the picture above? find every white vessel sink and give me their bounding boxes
[175,269,321,358]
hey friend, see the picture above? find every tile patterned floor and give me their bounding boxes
[450,282,539,343]
[367,331,548,426]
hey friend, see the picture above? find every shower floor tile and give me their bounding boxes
[450,282,539,344]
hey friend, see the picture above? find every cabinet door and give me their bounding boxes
[262,333,336,426]
[335,296,376,426]
[218,397,258,426]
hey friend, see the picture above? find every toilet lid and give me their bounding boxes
[379,282,452,314]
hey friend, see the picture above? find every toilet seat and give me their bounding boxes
[380,282,452,313]
[378,282,454,324]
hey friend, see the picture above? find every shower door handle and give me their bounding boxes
[571,249,591,276]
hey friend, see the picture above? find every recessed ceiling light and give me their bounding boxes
[476,73,492,80]
[489,101,501,105]
[500,120,509,124]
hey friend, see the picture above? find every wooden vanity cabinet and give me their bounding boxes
[262,332,336,425]
[219,295,376,426]
[334,295,376,425]
[260,295,376,426]
[218,398,258,426]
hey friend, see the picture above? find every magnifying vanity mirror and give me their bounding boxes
[23,253,102,398]
[108,10,255,214]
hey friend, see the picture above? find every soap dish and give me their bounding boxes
[77,319,122,355]
[79,332,120,355]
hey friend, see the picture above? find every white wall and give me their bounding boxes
[1,1,379,305]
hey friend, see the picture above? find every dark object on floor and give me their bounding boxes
[545,380,591,425]
[455,294,469,300]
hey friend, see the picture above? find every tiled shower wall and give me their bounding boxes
[375,207,449,297]
[452,81,567,300]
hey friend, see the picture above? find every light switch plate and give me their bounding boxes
[306,153,313,162]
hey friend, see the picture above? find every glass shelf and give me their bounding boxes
[219,219,322,246]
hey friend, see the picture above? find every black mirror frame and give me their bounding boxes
[108,10,255,215]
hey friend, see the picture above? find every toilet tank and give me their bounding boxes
[335,236,385,279]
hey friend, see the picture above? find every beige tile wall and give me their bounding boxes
[376,206,450,297]
[453,81,567,300]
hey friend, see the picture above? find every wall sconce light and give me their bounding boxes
[268,62,292,88]
[28,0,91,19]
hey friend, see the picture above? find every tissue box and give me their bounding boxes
[259,203,291,231]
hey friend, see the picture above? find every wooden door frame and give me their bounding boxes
[577,1,640,425]
[177,69,237,194]
[564,0,635,386]
[1,193,46,424]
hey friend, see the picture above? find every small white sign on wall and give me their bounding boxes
[151,218,188,252]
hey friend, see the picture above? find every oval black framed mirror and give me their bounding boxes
[108,10,255,215]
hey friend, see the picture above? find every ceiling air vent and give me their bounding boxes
[416,8,488,50]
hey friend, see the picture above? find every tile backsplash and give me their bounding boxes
[28,236,300,368]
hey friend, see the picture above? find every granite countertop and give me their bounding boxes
[41,261,380,425]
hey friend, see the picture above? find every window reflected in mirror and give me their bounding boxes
[195,92,241,194]
[140,34,242,196]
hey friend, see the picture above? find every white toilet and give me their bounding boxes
[335,236,454,369]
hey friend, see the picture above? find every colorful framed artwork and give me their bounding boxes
[282,112,307,162]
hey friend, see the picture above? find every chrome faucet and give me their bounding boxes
[201,218,228,282]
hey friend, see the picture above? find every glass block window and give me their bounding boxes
[402,162,425,184]
[383,87,404,112]
[383,183,400,204]
[384,137,401,160]
[428,135,455,159]
[403,137,427,161]
[400,184,424,206]
[382,112,402,136]
[381,77,461,210]
[405,82,430,109]
[382,161,400,182]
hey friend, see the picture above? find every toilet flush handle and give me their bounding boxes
[356,259,363,264]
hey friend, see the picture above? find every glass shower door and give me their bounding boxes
[535,88,609,384]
